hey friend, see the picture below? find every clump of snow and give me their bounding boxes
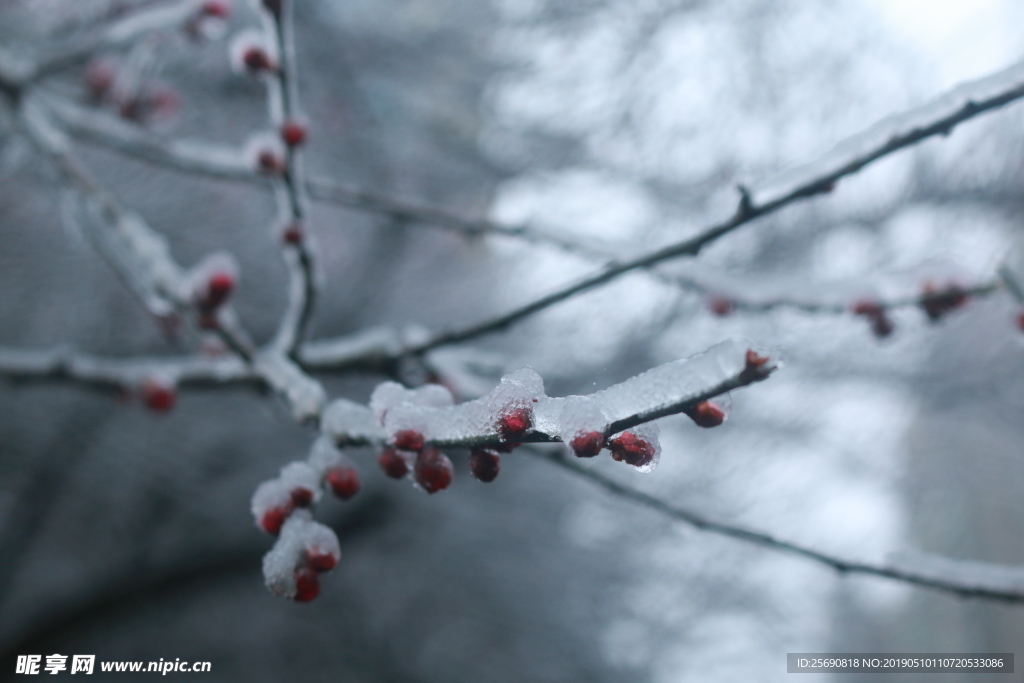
[262,511,340,598]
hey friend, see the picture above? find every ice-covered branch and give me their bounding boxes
[254,351,326,424]
[20,96,192,319]
[320,339,775,450]
[539,449,1024,602]
[398,59,1024,353]
[998,264,1024,304]
[18,93,334,421]
[261,0,317,357]
[42,94,258,181]
[706,279,1002,338]
[0,346,258,391]
[749,59,1024,208]
[30,0,210,82]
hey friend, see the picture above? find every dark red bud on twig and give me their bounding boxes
[469,448,501,482]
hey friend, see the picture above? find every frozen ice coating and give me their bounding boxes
[251,478,290,522]
[593,338,750,425]
[307,435,343,476]
[322,398,382,445]
[383,400,494,445]
[410,384,456,409]
[610,421,661,474]
[254,352,326,423]
[279,462,321,502]
[750,58,1024,208]
[262,511,340,598]
[321,339,768,447]
[557,395,609,443]
[370,382,452,423]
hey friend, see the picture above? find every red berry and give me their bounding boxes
[870,313,894,338]
[920,282,969,322]
[740,348,771,382]
[142,378,176,413]
[282,222,303,245]
[280,120,307,147]
[498,406,532,441]
[306,548,337,573]
[243,47,274,72]
[851,299,883,316]
[569,431,605,458]
[326,466,360,500]
[293,567,320,602]
[708,295,734,317]
[685,400,725,428]
[851,300,894,338]
[290,487,314,508]
[414,447,453,494]
[84,59,116,99]
[118,96,142,121]
[259,505,290,535]
[205,272,235,308]
[378,447,409,479]
[201,0,231,17]
[392,429,425,452]
[468,448,501,483]
[608,432,655,468]
[257,149,285,174]
[1017,311,1024,332]
[148,86,181,121]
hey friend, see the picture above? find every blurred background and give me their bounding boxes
[1,0,1024,680]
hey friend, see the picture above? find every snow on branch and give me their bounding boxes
[0,347,256,390]
[42,94,258,182]
[260,0,317,357]
[320,339,775,451]
[749,59,1024,208]
[17,93,333,420]
[392,59,1024,353]
[30,0,211,82]
[541,449,1024,602]
[252,340,774,600]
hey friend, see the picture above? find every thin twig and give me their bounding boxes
[0,346,259,391]
[319,340,775,448]
[264,3,317,357]
[403,59,1024,354]
[28,0,206,83]
[535,449,1024,602]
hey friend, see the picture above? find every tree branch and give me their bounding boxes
[28,0,208,83]
[320,339,775,448]
[536,448,1024,602]
[0,346,259,391]
[402,58,1024,353]
[262,2,317,357]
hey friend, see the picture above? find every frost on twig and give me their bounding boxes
[750,58,1024,208]
[254,351,327,424]
[0,347,256,390]
[31,0,212,81]
[321,338,776,452]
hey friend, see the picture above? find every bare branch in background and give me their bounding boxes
[537,449,1024,602]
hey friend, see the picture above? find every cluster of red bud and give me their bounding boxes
[252,438,360,601]
[250,346,772,600]
[707,281,982,339]
[184,1,233,41]
[189,253,238,330]
[82,59,180,126]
